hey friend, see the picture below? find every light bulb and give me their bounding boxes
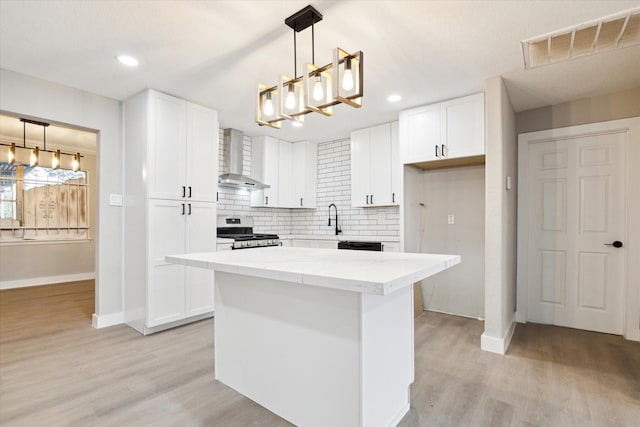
[8,143,15,165]
[285,84,296,110]
[263,92,274,116]
[72,153,80,172]
[313,75,324,101]
[52,150,60,169]
[342,58,354,91]
[30,147,39,167]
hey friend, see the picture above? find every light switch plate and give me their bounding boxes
[447,214,455,225]
[109,193,123,206]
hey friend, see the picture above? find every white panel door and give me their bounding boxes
[148,92,187,200]
[148,199,186,326]
[186,103,218,202]
[185,201,216,316]
[369,123,393,206]
[350,127,371,207]
[525,132,626,334]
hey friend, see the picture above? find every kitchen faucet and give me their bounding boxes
[328,203,342,236]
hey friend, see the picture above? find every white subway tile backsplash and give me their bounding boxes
[216,130,399,238]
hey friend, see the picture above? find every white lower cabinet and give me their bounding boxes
[146,199,216,328]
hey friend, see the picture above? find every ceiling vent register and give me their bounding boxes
[522,7,640,69]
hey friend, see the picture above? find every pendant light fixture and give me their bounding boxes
[256,5,364,128]
[1,118,83,170]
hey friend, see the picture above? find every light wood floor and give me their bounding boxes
[1,281,638,426]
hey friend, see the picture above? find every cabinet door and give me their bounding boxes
[186,103,218,202]
[399,103,441,164]
[148,92,187,200]
[148,199,186,327]
[369,123,393,206]
[390,121,401,206]
[442,92,485,158]
[278,140,293,208]
[292,141,317,208]
[185,201,216,316]
[351,128,371,208]
[250,136,279,207]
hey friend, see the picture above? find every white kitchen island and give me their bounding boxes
[166,247,460,427]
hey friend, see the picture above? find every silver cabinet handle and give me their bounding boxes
[435,145,439,158]
[366,195,369,204]
[181,203,185,215]
[370,194,374,204]
[188,203,191,215]
[188,186,192,198]
[182,186,186,198]
[392,193,395,203]
[265,196,269,205]
[300,198,303,207]
[441,144,446,157]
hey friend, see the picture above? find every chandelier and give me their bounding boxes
[3,118,81,171]
[256,5,364,129]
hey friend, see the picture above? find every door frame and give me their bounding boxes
[516,117,640,341]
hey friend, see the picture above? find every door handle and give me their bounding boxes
[604,240,623,248]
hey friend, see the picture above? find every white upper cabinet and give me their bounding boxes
[186,103,219,202]
[351,121,400,208]
[148,90,218,201]
[251,137,317,209]
[292,141,318,208]
[400,92,485,166]
[250,136,280,207]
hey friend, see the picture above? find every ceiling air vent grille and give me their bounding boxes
[522,8,640,69]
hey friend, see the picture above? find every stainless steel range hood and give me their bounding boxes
[218,128,269,190]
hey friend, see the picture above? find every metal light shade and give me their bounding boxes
[303,62,334,116]
[333,48,363,108]
[256,84,283,129]
[278,74,306,123]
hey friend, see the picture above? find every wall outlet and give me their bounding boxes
[447,214,455,225]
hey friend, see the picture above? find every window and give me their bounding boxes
[0,162,89,241]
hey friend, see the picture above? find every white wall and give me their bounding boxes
[217,131,400,237]
[0,69,123,320]
[482,76,517,354]
[419,166,485,319]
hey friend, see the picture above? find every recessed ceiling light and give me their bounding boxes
[291,121,303,128]
[116,55,139,67]
[387,94,402,103]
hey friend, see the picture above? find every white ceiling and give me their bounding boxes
[1,0,639,144]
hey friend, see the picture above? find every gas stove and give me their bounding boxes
[217,215,281,250]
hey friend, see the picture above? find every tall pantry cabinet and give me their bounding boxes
[124,89,218,334]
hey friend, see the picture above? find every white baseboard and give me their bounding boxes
[0,272,96,290]
[92,311,124,328]
[481,315,516,354]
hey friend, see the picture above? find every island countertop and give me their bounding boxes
[166,246,460,295]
